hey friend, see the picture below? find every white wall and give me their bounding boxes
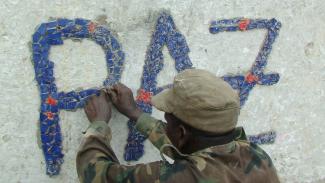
[0,0,324,182]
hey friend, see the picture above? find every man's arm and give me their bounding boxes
[77,91,162,183]
[77,120,161,183]
[107,83,175,158]
[135,113,175,158]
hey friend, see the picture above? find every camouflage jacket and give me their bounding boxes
[77,113,280,183]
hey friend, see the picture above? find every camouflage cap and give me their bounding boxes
[151,69,240,134]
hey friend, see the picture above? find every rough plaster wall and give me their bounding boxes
[0,0,324,182]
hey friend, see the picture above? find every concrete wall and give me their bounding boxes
[0,0,324,182]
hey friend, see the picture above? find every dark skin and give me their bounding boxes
[164,113,193,153]
[84,90,112,123]
[85,83,222,154]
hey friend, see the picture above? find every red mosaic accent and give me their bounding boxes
[88,22,97,33]
[136,89,153,103]
[46,96,57,106]
[239,19,250,31]
[245,73,259,83]
[45,112,55,120]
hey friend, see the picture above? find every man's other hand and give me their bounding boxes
[107,83,143,121]
[84,90,112,123]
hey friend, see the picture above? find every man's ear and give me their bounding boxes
[177,125,189,149]
[179,125,187,138]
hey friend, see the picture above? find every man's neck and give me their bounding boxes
[182,130,236,154]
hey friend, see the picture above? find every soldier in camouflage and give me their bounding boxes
[77,69,280,183]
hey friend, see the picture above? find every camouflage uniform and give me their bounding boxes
[77,113,280,183]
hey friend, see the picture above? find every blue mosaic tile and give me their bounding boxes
[31,18,125,176]
[248,131,277,145]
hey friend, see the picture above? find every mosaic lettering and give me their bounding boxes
[124,15,281,161]
[124,12,193,161]
[31,18,125,175]
[210,18,281,145]
[31,13,281,175]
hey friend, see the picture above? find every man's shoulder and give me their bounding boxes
[189,141,279,182]
[237,141,275,174]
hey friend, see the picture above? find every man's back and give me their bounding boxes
[77,113,280,183]
[162,141,279,183]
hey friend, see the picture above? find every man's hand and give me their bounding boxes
[84,90,112,123]
[106,83,143,121]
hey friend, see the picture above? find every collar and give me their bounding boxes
[159,127,248,163]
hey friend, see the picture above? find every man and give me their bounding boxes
[77,69,280,183]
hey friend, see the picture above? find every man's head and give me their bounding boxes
[151,69,240,152]
[164,112,225,153]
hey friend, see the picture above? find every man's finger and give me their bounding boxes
[84,97,95,114]
[119,83,128,90]
[107,89,118,103]
[113,83,121,94]
[85,95,93,106]
[99,90,107,99]
[100,89,111,102]
[104,90,111,103]
[99,90,111,107]
[112,83,119,91]
[87,95,98,109]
